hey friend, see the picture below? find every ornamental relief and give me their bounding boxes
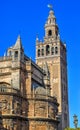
[0,99,11,112]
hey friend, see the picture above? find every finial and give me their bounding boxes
[47,4,53,10]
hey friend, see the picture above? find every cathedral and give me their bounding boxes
[0,8,69,130]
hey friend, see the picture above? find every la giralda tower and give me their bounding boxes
[36,7,69,130]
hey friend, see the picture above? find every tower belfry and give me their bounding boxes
[36,6,69,130]
[45,7,58,39]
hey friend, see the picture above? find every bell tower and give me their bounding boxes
[36,7,69,130]
[45,9,58,38]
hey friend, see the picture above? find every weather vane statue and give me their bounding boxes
[47,4,53,10]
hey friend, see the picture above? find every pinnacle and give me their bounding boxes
[14,35,23,49]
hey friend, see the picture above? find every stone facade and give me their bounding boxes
[36,9,69,130]
[0,35,59,130]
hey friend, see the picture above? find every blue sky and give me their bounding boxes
[0,0,80,128]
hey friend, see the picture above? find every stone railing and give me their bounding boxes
[0,87,21,95]
[0,56,12,61]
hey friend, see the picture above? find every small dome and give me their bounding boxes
[49,10,54,15]
[48,10,55,19]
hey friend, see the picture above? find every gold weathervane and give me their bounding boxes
[47,4,53,10]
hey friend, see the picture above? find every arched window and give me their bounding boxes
[51,47,54,55]
[48,30,52,36]
[0,84,7,92]
[41,49,44,56]
[55,47,58,54]
[38,49,40,57]
[15,51,18,57]
[46,45,50,55]
[0,83,9,92]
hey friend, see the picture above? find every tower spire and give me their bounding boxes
[36,4,69,130]
[44,5,59,40]
[14,35,23,50]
